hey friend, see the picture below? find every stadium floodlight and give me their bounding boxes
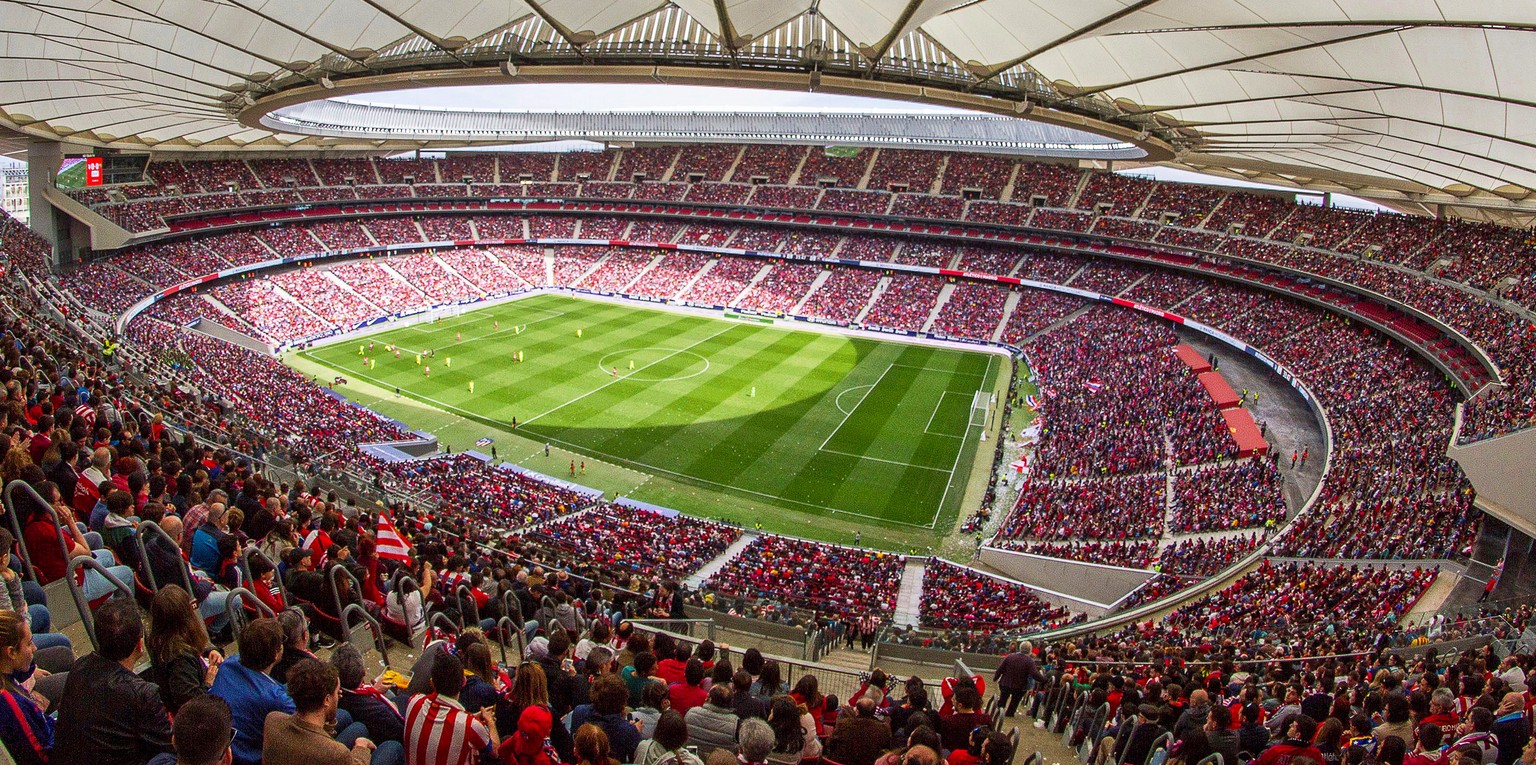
[319,75,335,90]
[500,61,519,77]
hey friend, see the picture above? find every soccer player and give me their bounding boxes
[467,380,474,393]
[357,344,364,355]
[445,357,451,368]
[456,331,462,342]
[612,367,618,377]
[569,460,575,476]
[494,319,499,330]
[415,353,421,365]
[424,365,431,377]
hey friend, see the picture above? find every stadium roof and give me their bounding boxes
[2,1,1535,221]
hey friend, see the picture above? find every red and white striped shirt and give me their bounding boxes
[405,692,491,765]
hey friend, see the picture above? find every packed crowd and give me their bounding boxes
[918,559,1084,632]
[528,506,741,583]
[702,537,904,623]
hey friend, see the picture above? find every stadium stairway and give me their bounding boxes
[892,558,928,628]
[919,283,955,334]
[991,292,1023,343]
[685,531,761,589]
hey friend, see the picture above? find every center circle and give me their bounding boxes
[597,348,711,382]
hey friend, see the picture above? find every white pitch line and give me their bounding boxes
[817,448,955,472]
[923,391,970,438]
[819,363,893,452]
[927,353,997,528]
[518,323,739,427]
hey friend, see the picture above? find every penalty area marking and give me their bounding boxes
[834,385,874,415]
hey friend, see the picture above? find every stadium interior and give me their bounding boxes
[0,3,1535,765]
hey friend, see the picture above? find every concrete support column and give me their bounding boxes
[23,139,62,268]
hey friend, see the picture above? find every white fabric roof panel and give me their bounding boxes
[0,0,1532,212]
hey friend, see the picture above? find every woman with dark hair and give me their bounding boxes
[355,533,383,605]
[461,642,503,714]
[633,710,705,765]
[768,696,811,761]
[751,660,783,703]
[145,584,222,714]
[791,675,826,737]
[741,648,765,678]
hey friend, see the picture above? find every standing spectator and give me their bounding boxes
[994,641,1043,717]
[937,682,988,752]
[172,695,236,765]
[145,584,223,714]
[405,652,500,765]
[53,599,176,765]
[827,698,894,765]
[209,617,293,765]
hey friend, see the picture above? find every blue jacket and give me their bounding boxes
[208,655,294,765]
[0,687,53,765]
[189,525,223,575]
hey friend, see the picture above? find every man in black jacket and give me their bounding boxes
[995,640,1045,717]
[53,599,175,765]
[333,644,404,745]
[1114,703,1168,765]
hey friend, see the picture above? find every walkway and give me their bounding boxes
[893,558,929,628]
[686,531,760,588]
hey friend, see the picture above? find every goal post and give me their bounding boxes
[969,390,991,429]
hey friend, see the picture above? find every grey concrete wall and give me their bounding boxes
[978,546,1154,607]
[192,318,273,355]
[1449,419,1536,541]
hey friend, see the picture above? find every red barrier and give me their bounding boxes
[1222,408,1270,457]
[1197,371,1241,409]
[1175,344,1213,373]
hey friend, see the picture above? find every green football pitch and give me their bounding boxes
[291,294,1005,540]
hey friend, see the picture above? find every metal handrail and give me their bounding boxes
[66,554,132,653]
[223,587,276,642]
[328,563,367,624]
[431,610,462,634]
[384,573,426,636]
[241,546,288,603]
[495,615,527,666]
[134,521,195,594]
[455,584,481,628]
[341,602,391,668]
[3,480,64,582]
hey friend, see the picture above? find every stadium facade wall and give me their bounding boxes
[1449,410,1536,542]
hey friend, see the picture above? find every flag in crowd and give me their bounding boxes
[475,437,494,446]
[376,512,414,563]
